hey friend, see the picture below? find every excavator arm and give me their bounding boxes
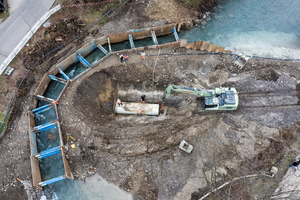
[162,84,238,111]
[162,84,213,101]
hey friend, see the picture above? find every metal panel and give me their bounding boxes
[28,111,36,129]
[131,28,151,40]
[31,156,43,190]
[95,36,107,46]
[30,131,38,155]
[56,53,78,71]
[107,31,129,43]
[33,73,51,97]
[56,80,70,102]
[61,147,73,179]
[54,102,59,121]
[57,122,64,147]
[153,24,174,37]
[77,40,97,57]
[28,111,38,155]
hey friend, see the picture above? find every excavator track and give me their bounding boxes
[164,88,300,117]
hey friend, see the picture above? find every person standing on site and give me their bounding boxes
[124,54,128,61]
[141,51,145,59]
[117,99,122,106]
[120,54,124,63]
[141,95,146,104]
[137,109,142,116]
[290,158,300,171]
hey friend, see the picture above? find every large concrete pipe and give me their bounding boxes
[115,102,159,116]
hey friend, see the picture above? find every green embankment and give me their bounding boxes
[0,112,10,135]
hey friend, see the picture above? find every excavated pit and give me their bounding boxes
[74,63,195,124]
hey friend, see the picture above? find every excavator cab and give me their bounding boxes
[203,97,219,110]
[203,90,237,110]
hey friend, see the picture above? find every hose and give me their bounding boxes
[133,48,300,62]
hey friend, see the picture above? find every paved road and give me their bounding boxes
[0,0,56,69]
[7,0,23,14]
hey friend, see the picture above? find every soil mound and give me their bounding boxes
[256,67,279,82]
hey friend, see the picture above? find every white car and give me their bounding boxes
[5,66,14,76]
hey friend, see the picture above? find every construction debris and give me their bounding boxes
[179,140,193,154]
[233,53,249,69]
[4,66,14,76]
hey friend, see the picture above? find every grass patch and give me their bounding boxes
[8,56,19,68]
[0,112,10,135]
[0,71,6,88]
[83,2,120,33]
[145,1,162,17]
[184,0,196,6]
[53,0,68,7]
[178,0,199,7]
[0,10,9,21]
[83,3,113,23]
[100,16,108,24]
[111,2,121,13]
[0,71,4,80]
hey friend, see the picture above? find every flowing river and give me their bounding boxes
[179,0,300,59]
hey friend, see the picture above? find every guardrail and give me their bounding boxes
[61,0,119,8]
[0,5,61,75]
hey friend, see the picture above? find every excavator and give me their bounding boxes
[162,84,238,111]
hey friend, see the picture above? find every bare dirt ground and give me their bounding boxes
[0,0,300,200]
[58,48,300,200]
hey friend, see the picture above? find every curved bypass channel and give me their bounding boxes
[28,21,231,198]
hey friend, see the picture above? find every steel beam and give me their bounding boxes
[57,68,70,80]
[97,44,108,55]
[35,146,60,159]
[151,31,158,45]
[32,103,53,113]
[34,105,54,115]
[36,95,55,103]
[107,37,112,52]
[77,54,90,68]
[49,75,67,84]
[33,121,57,132]
[129,34,135,48]
[38,176,66,187]
[173,27,179,41]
